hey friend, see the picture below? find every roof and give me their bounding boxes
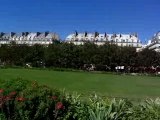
[156,31,160,36]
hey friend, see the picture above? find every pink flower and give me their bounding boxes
[56,102,64,110]
[16,97,26,102]
[0,89,4,94]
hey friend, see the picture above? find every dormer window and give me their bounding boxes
[75,38,78,41]
[121,39,125,42]
[126,39,128,42]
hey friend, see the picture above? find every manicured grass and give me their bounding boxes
[0,68,160,99]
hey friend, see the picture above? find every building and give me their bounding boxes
[147,31,160,52]
[0,32,59,45]
[66,32,142,47]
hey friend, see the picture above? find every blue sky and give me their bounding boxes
[0,0,159,42]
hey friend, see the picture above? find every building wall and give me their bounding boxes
[66,32,142,48]
[147,32,160,51]
[0,32,59,45]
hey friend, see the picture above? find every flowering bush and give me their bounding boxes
[0,79,69,120]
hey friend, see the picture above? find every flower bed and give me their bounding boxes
[0,78,160,120]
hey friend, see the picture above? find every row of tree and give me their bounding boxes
[0,42,160,72]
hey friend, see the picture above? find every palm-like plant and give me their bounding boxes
[132,98,160,120]
[88,95,132,120]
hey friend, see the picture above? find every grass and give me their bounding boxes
[0,68,160,100]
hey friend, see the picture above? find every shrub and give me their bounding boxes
[0,79,69,120]
[63,92,89,120]
[0,78,31,94]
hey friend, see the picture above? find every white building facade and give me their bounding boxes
[66,32,142,47]
[0,32,59,45]
[147,32,160,52]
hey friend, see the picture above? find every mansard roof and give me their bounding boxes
[156,31,160,36]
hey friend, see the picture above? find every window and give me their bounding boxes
[126,39,128,42]
[111,40,114,43]
[121,39,125,42]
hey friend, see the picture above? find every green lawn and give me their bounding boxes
[0,68,160,100]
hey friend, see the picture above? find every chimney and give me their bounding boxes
[37,32,41,36]
[10,32,15,37]
[0,32,4,37]
[22,32,25,36]
[45,31,49,37]
[25,32,29,36]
